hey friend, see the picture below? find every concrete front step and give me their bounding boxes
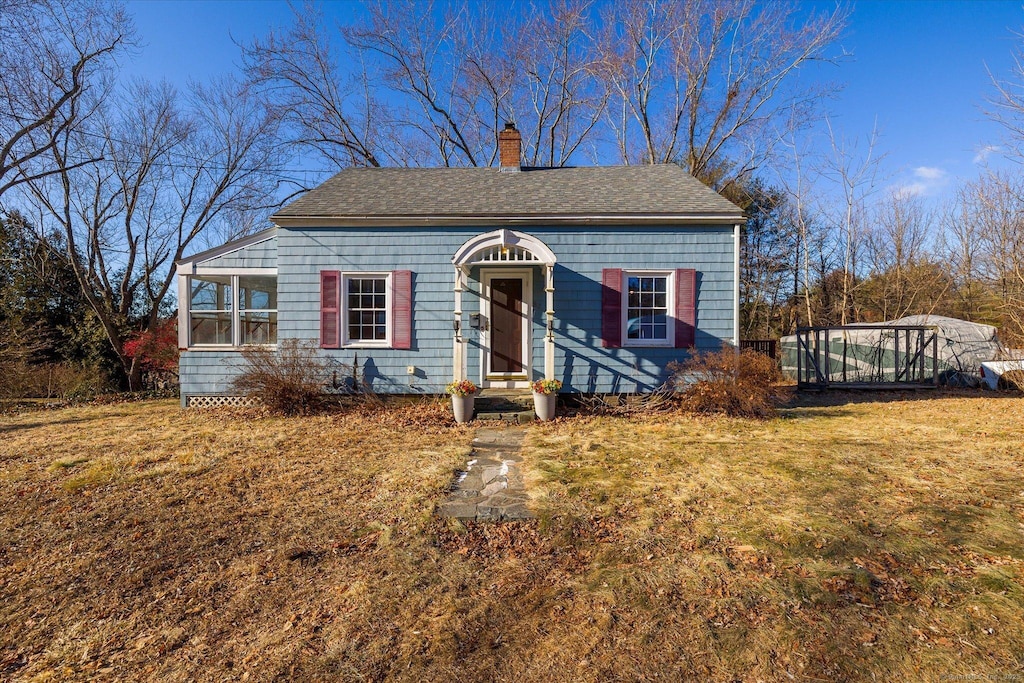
[475,409,535,423]
[474,391,535,422]
[476,400,532,410]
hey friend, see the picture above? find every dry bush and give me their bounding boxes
[669,346,785,418]
[0,360,110,399]
[231,339,338,416]
[0,323,112,399]
[998,369,1024,391]
[36,363,110,399]
[576,386,676,416]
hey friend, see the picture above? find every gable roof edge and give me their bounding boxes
[175,227,278,269]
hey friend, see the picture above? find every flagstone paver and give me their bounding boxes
[437,427,534,522]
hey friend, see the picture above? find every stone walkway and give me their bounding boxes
[437,427,534,522]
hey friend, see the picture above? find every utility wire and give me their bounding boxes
[53,128,341,178]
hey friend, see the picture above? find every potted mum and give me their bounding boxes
[445,379,478,423]
[531,378,561,421]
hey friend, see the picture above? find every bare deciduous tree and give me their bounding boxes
[820,121,883,325]
[344,0,609,167]
[598,0,847,188]
[861,190,949,320]
[948,170,1024,344]
[0,0,132,199]
[247,0,844,177]
[343,0,490,167]
[241,1,385,174]
[942,188,987,321]
[988,28,1024,160]
[776,126,825,329]
[510,0,607,167]
[24,77,284,389]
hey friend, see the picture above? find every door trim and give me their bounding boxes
[480,268,532,389]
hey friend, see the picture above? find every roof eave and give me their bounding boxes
[175,226,278,269]
[269,213,745,228]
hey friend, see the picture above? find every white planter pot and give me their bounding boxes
[533,391,557,421]
[451,395,475,423]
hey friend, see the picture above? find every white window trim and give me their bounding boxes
[341,272,393,349]
[621,269,675,348]
[181,272,278,350]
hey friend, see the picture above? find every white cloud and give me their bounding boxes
[913,166,946,180]
[892,182,928,199]
[973,145,1000,164]
[889,165,949,199]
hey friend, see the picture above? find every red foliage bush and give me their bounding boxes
[123,319,179,372]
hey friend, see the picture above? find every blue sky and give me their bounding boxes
[125,0,1024,200]
[820,1,1021,198]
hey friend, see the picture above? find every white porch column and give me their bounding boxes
[453,266,466,381]
[544,263,555,379]
[176,266,190,350]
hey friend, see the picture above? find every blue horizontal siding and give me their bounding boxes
[178,350,250,406]
[180,225,736,398]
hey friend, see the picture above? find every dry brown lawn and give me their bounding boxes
[1,393,1023,681]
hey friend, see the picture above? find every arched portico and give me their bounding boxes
[451,229,556,386]
[452,228,557,267]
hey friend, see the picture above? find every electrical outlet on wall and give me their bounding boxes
[407,365,416,375]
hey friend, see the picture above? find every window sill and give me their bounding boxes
[623,341,674,349]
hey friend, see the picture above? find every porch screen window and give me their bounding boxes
[626,274,669,342]
[190,276,233,345]
[346,276,388,343]
[239,275,278,345]
[188,274,277,347]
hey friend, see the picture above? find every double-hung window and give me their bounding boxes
[187,273,278,347]
[623,270,674,347]
[320,270,412,350]
[601,267,696,350]
[345,274,390,346]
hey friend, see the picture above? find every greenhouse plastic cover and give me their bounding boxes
[780,315,1003,386]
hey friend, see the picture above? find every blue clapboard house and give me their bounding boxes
[175,124,745,406]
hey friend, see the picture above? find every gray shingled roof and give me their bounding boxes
[271,165,743,225]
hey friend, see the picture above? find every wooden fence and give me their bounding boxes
[740,339,778,358]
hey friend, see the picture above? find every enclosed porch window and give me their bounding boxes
[188,273,277,347]
[239,275,278,345]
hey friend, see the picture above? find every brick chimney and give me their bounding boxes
[498,122,521,172]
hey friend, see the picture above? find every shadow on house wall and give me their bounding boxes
[552,265,721,393]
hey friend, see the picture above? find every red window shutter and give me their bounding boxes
[675,268,696,349]
[391,270,412,350]
[320,270,340,348]
[601,268,622,348]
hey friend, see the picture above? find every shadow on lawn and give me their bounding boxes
[0,409,139,435]
[780,387,1021,413]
